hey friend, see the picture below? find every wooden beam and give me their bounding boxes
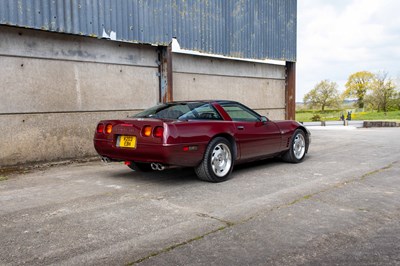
[285,62,296,120]
[158,45,173,103]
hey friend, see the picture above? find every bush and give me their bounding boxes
[311,114,322,121]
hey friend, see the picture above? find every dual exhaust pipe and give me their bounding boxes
[101,156,111,163]
[151,163,165,171]
[101,157,166,171]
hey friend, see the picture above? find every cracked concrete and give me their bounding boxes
[1,128,400,265]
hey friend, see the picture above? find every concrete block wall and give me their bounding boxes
[172,53,286,120]
[0,26,159,167]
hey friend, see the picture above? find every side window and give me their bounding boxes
[220,103,260,122]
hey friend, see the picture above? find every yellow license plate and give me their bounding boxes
[118,135,137,149]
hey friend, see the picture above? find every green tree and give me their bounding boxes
[365,72,397,114]
[394,79,400,110]
[343,71,374,109]
[303,80,340,111]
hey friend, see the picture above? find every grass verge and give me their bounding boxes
[296,110,400,122]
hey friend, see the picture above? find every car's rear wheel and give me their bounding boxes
[282,129,306,163]
[128,162,153,172]
[195,137,234,182]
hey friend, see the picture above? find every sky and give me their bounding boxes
[297,0,400,102]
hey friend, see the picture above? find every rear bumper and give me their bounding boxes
[94,138,205,167]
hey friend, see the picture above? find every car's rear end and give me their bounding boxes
[93,118,204,167]
[94,119,163,161]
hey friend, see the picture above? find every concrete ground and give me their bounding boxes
[1,128,399,265]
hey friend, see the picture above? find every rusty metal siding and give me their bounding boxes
[0,0,296,61]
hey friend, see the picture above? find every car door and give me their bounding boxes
[219,103,282,160]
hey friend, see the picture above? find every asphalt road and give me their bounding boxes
[1,128,400,265]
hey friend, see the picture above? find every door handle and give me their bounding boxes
[237,126,245,130]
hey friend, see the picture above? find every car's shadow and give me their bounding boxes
[108,157,290,185]
[234,157,283,172]
[110,166,199,185]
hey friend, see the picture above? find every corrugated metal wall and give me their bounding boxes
[0,0,296,61]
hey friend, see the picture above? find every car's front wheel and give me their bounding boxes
[195,137,234,182]
[282,129,307,163]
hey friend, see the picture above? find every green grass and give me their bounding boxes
[295,110,343,122]
[0,176,8,182]
[352,110,400,121]
[296,110,400,122]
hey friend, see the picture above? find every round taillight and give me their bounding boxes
[105,124,113,134]
[142,126,152,137]
[153,126,164,138]
[96,123,105,133]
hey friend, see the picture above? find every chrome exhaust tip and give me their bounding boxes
[151,163,158,170]
[158,163,165,171]
[151,163,166,171]
[101,156,111,163]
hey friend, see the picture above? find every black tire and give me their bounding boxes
[127,162,153,172]
[195,137,234,182]
[282,129,307,163]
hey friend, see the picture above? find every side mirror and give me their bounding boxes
[260,116,268,124]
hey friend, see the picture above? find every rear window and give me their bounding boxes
[132,103,222,120]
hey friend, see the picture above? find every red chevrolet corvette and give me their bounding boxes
[94,100,310,182]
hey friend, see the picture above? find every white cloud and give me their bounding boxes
[297,0,400,102]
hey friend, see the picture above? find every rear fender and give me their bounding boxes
[208,133,238,161]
